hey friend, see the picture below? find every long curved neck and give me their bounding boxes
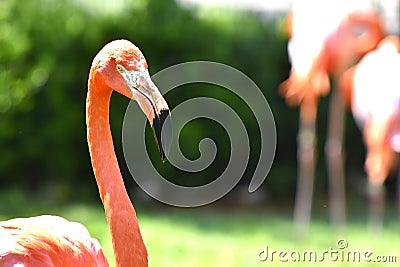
[86,75,148,267]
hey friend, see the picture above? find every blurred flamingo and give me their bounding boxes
[280,0,384,233]
[0,39,170,266]
[339,35,400,231]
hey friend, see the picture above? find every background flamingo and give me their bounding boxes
[0,39,170,267]
[280,0,384,233]
[339,35,400,231]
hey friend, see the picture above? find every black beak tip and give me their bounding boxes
[160,151,166,162]
[152,109,171,162]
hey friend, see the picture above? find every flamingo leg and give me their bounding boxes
[325,84,347,229]
[367,181,385,233]
[294,97,317,235]
[398,166,400,220]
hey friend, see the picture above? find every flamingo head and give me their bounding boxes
[92,39,170,161]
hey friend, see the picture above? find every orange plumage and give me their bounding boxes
[0,216,108,266]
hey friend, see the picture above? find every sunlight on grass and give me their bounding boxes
[1,192,399,267]
[138,209,400,267]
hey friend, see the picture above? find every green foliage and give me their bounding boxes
[0,0,292,202]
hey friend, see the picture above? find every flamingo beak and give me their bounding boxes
[151,108,171,161]
[126,70,171,161]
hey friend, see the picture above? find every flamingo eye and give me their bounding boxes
[116,64,124,73]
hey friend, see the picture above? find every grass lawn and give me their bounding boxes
[1,190,399,267]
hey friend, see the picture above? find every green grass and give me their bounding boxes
[1,191,399,267]
[141,208,400,267]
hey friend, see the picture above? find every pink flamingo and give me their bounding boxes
[0,39,170,266]
[340,35,400,230]
[280,0,384,233]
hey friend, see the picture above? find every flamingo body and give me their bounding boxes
[282,0,348,107]
[349,36,400,184]
[0,216,108,267]
[281,1,383,109]
[352,37,400,127]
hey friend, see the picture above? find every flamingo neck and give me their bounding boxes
[86,76,148,267]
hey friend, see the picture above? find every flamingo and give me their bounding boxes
[279,0,384,233]
[0,39,170,266]
[339,35,400,230]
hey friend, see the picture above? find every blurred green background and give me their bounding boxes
[1,0,399,266]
